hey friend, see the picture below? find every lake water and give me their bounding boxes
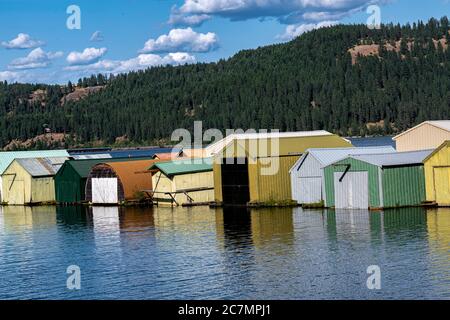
[1,137,449,300]
[0,205,449,300]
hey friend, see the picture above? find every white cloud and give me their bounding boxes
[8,48,63,70]
[67,47,108,65]
[64,52,196,74]
[174,0,390,24]
[140,28,218,53]
[90,31,104,42]
[1,33,45,49]
[279,20,339,41]
[168,13,212,27]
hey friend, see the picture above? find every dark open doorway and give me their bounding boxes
[221,158,250,206]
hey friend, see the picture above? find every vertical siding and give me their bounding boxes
[2,161,32,205]
[213,161,223,202]
[324,158,380,208]
[424,143,450,204]
[396,124,450,152]
[31,177,56,203]
[255,156,299,203]
[382,166,426,208]
[291,154,322,203]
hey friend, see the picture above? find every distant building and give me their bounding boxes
[323,150,432,209]
[393,121,450,152]
[290,146,396,206]
[212,131,353,206]
[1,157,68,205]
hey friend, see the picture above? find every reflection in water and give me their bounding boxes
[118,206,155,231]
[426,208,450,290]
[251,208,294,247]
[0,205,449,299]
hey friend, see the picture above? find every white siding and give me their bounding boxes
[291,154,323,204]
[334,172,369,209]
[92,178,118,204]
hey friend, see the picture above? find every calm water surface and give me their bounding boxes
[0,205,449,300]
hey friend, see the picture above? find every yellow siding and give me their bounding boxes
[213,162,223,202]
[31,177,56,203]
[252,156,299,203]
[152,171,214,206]
[1,160,56,205]
[424,142,450,205]
[395,123,450,152]
[213,134,352,204]
[2,161,32,205]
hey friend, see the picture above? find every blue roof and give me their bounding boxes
[0,150,69,174]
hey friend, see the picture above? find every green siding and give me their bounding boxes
[324,158,381,208]
[55,163,85,203]
[382,166,426,208]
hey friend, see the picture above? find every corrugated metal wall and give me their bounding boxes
[324,158,380,208]
[382,166,426,208]
[424,142,450,205]
[253,156,299,203]
[396,124,450,152]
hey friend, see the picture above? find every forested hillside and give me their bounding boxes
[1,17,450,149]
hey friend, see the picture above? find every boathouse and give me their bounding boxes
[212,131,352,206]
[423,141,450,206]
[55,158,123,204]
[150,158,214,206]
[1,157,68,205]
[289,146,396,206]
[393,120,450,152]
[85,159,156,204]
[0,150,69,202]
[323,150,432,209]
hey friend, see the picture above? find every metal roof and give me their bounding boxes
[0,150,69,174]
[206,130,338,156]
[291,146,396,171]
[149,158,213,177]
[16,157,69,177]
[393,120,450,140]
[349,149,434,167]
[71,154,112,160]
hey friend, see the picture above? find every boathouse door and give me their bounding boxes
[334,172,369,209]
[221,158,250,206]
[92,178,118,204]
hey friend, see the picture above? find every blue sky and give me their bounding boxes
[0,0,449,84]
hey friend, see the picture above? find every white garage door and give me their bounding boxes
[297,177,322,204]
[334,172,369,209]
[92,178,118,204]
